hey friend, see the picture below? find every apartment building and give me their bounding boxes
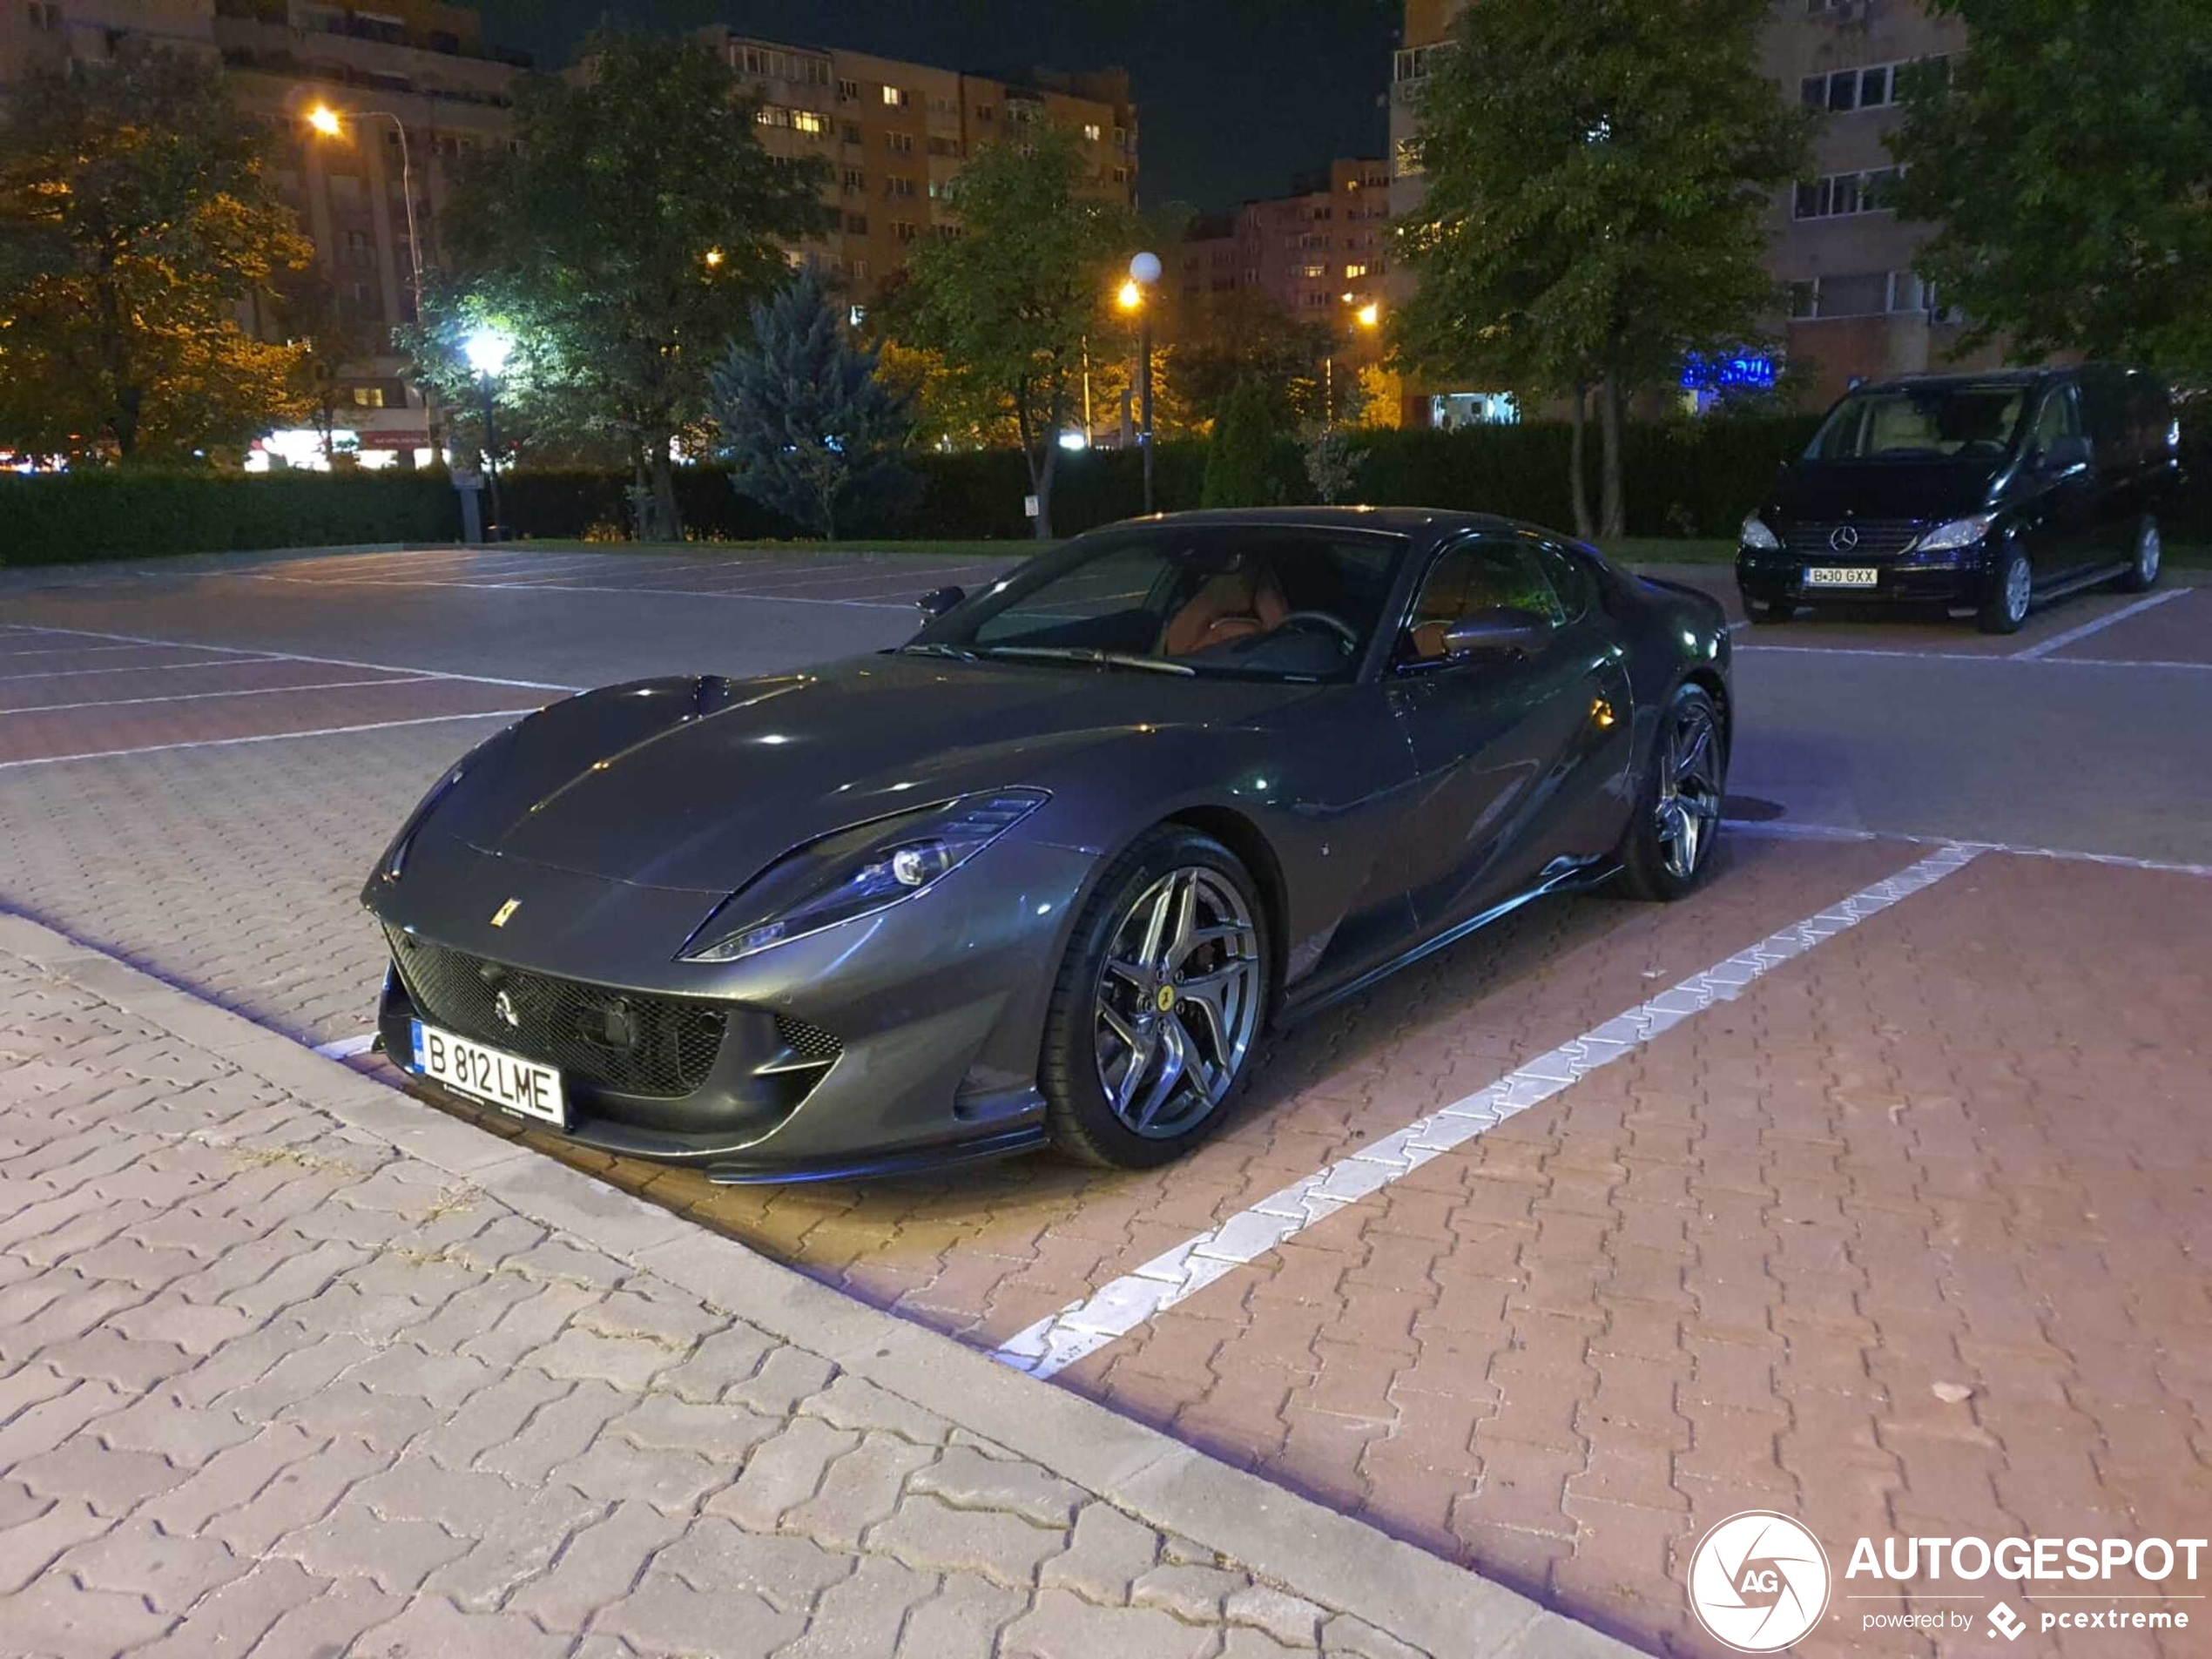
[706,29,1140,306]
[1386,0,2000,419]
[1,0,526,464]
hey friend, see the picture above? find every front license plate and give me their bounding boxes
[1804,565,1878,589]
[410,1020,566,1126]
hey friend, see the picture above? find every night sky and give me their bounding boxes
[470,0,1401,213]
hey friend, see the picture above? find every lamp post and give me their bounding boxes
[463,327,514,541]
[1326,297,1382,428]
[1122,252,1162,513]
[308,104,435,466]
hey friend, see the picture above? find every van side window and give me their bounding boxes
[2029,384,2083,456]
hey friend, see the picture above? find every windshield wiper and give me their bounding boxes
[976,645,1195,677]
[893,642,980,661]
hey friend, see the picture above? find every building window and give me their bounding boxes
[974,103,995,123]
[1082,123,1102,142]
[1790,270,1935,320]
[886,132,914,154]
[842,168,865,193]
[1344,262,1369,280]
[845,212,868,235]
[1793,166,1903,219]
[850,258,869,281]
[881,84,908,108]
[755,106,828,137]
[1298,263,1325,279]
[837,78,860,102]
[841,122,863,145]
[892,220,920,244]
[1394,138,1424,177]
[1800,57,1948,113]
[886,175,915,199]
[740,45,830,86]
[927,135,961,158]
[350,386,386,408]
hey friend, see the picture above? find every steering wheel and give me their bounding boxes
[1276,611,1360,653]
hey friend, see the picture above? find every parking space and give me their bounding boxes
[3,542,2209,1657]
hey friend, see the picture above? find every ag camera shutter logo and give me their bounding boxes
[1687,1511,1832,1651]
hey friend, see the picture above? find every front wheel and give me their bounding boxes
[1040,828,1270,1169]
[1977,544,2033,634]
[2116,516,2161,592]
[1615,683,1726,902]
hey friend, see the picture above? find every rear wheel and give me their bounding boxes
[1976,545,2032,634]
[1615,684,1726,902]
[1040,828,1269,1169]
[2116,515,2161,592]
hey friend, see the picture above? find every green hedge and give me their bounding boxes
[0,469,460,564]
[7,413,2205,567]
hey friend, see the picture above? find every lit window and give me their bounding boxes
[1082,123,1102,141]
[881,84,907,107]
[351,387,385,408]
[792,110,826,136]
[1344,263,1369,279]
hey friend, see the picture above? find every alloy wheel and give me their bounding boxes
[1655,700,1723,882]
[1093,867,1263,1138]
[2139,522,2162,584]
[2005,555,2032,624]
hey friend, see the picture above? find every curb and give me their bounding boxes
[0,906,1647,1659]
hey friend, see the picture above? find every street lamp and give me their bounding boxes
[1126,251,1161,513]
[304,105,423,324]
[1326,295,1382,427]
[464,327,514,541]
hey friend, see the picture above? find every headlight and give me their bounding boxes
[1740,514,1781,551]
[678,789,1048,964]
[1914,512,1996,553]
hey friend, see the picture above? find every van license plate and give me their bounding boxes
[1804,566,1878,589]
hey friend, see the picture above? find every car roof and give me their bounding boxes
[1853,362,2149,396]
[1099,505,1551,548]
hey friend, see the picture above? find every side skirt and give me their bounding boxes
[1273,857,1618,1030]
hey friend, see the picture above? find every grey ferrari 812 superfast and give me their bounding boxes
[364,509,1731,1179]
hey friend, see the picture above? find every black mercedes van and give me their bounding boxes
[1736,366,2179,633]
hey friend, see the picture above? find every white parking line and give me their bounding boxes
[1735,642,2212,671]
[231,573,914,610]
[2010,587,2188,660]
[0,642,185,660]
[0,656,281,684]
[0,707,542,772]
[1723,816,2212,880]
[7,624,584,692]
[0,676,441,717]
[993,843,1983,1381]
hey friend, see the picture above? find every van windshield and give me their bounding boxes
[1805,383,2027,462]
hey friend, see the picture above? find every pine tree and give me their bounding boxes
[1201,381,1286,509]
[709,269,921,540]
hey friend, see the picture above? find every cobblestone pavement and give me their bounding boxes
[0,919,1609,1659]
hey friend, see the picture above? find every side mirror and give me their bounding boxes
[2039,435,2091,473]
[917,584,966,620]
[1442,606,1551,660]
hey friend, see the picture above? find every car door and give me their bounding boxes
[1385,530,1633,933]
[2016,381,2102,582]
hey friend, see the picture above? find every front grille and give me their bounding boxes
[387,929,726,1098]
[775,1015,843,1064]
[1782,520,1923,559]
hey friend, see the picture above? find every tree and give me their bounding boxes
[1175,287,1329,432]
[892,125,1137,537]
[436,29,833,538]
[1889,0,2212,375]
[0,46,314,462]
[1391,0,1809,536]
[1302,424,1363,505]
[708,268,921,538]
[273,268,392,462]
[1201,380,1288,508]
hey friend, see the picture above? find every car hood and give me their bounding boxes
[426,652,1316,894]
[1768,459,2004,524]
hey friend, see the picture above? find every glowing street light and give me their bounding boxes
[1356,300,1381,329]
[1127,251,1160,512]
[306,105,342,137]
[462,327,516,538]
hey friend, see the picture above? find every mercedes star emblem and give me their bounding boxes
[1828,524,1860,553]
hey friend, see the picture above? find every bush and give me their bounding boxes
[1202,382,1291,509]
[0,469,458,566]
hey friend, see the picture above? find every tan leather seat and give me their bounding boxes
[1162,567,1290,657]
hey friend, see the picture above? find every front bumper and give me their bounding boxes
[367,830,1099,1181]
[1737,543,1991,608]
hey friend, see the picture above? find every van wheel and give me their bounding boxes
[2116,516,2161,592]
[1977,546,2032,634]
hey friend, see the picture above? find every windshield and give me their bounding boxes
[905,525,1409,683]
[1805,383,2027,462]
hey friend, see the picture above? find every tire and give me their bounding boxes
[1976,543,2033,634]
[2116,515,2161,592]
[1615,683,1726,902]
[1039,826,1271,1169]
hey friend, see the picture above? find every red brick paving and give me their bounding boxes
[1046,853,2211,1658]
[0,653,422,714]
